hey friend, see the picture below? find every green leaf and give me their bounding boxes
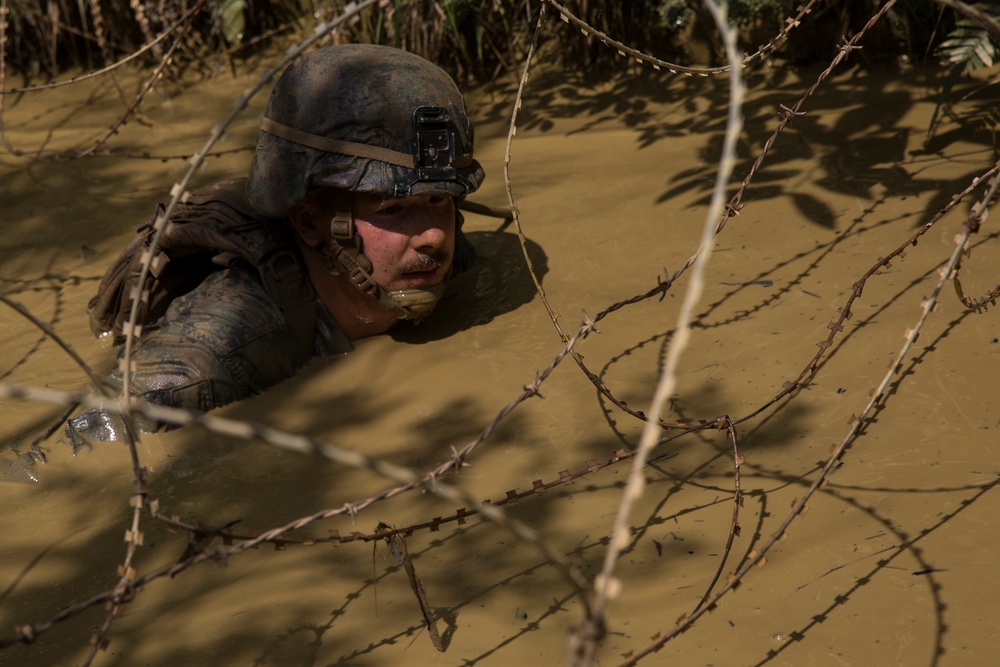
[220,0,246,46]
[936,22,997,73]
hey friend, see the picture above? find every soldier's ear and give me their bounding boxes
[288,201,327,247]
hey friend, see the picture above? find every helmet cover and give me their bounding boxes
[246,44,485,218]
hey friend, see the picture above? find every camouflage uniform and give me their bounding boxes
[102,264,351,408]
[66,182,353,445]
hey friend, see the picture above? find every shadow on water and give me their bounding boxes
[3,29,1000,666]
[477,60,998,234]
[393,231,549,345]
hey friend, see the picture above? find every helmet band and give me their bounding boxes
[260,115,474,173]
[261,117,415,169]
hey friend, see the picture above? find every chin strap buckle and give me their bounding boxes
[328,189,355,243]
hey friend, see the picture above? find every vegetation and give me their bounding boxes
[2,1,997,151]
[1,0,995,85]
[928,1,1000,141]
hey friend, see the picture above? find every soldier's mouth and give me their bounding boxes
[402,267,443,285]
[399,253,448,282]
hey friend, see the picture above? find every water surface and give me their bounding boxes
[1,48,999,666]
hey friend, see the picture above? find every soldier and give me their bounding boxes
[66,43,486,444]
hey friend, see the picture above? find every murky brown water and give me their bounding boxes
[1,45,999,667]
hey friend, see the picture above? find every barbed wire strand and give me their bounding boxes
[545,0,821,76]
[570,1,743,664]
[2,0,998,663]
[510,0,882,436]
[79,1,387,660]
[0,1,205,159]
[0,294,109,393]
[622,61,1000,667]
[951,169,1000,310]
[0,378,593,648]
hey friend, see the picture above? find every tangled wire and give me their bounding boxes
[1,0,999,665]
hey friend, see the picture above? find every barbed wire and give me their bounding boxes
[545,0,821,76]
[1,0,998,664]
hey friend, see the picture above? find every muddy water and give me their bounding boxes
[1,51,999,667]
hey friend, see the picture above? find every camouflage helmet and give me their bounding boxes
[246,44,485,218]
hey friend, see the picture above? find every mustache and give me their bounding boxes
[399,251,449,274]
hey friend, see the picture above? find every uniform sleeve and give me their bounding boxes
[66,266,302,446]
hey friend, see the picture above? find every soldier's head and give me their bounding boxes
[246,44,484,321]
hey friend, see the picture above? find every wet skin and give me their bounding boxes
[351,192,456,292]
[289,190,456,340]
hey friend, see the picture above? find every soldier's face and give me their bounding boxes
[351,193,456,292]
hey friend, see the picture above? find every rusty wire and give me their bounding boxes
[545,0,821,76]
[2,0,1000,664]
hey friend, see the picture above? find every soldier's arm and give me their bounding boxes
[65,266,300,447]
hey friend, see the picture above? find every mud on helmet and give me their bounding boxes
[246,43,485,320]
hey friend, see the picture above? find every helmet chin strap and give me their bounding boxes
[319,190,444,322]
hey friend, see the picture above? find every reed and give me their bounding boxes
[1,0,962,86]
